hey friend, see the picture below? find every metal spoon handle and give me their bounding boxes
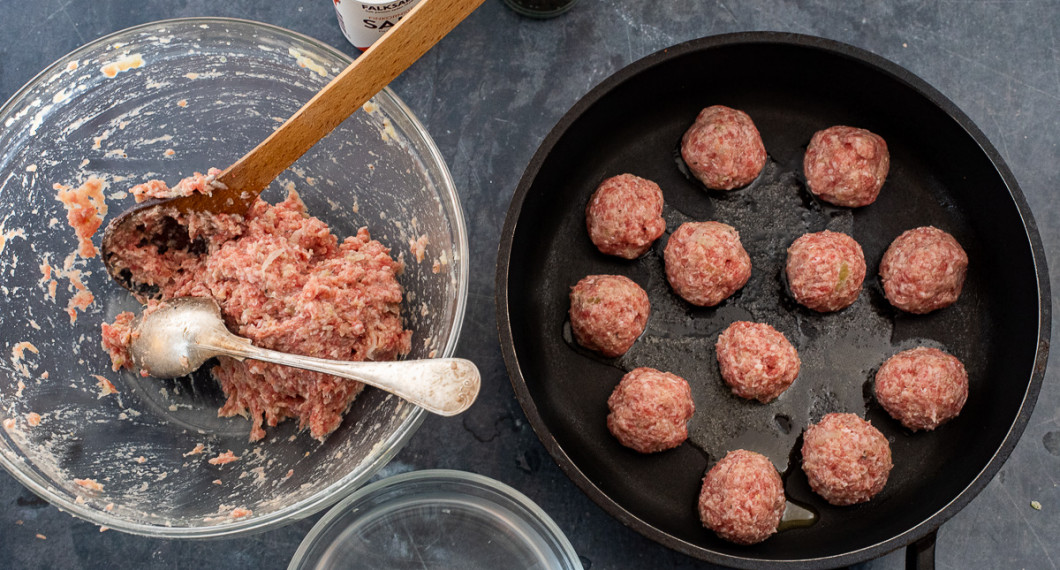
[198,329,479,416]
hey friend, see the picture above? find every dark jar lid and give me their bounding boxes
[502,0,579,18]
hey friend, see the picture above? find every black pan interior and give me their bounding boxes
[498,34,1047,566]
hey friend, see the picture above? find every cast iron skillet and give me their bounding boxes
[495,33,1050,569]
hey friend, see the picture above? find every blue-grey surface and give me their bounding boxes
[1,1,1058,569]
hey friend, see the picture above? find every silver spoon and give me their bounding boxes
[127,296,479,416]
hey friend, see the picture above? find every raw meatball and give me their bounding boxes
[681,105,767,190]
[607,367,695,453]
[664,221,752,307]
[803,125,890,207]
[875,347,968,431]
[569,275,650,357]
[880,226,968,314]
[585,174,666,259]
[801,413,892,506]
[785,230,866,312]
[715,321,800,403]
[698,450,786,545]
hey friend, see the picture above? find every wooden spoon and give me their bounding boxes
[101,0,484,292]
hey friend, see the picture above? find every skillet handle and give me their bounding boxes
[905,531,937,570]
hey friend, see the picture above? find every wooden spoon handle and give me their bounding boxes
[186,0,485,214]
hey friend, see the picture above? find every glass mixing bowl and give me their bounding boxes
[289,470,583,570]
[0,18,468,537]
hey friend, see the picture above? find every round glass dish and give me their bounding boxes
[0,18,468,537]
[289,470,583,570]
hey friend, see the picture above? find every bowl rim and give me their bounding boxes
[0,16,470,538]
[286,469,584,570]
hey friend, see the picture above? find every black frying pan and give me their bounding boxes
[495,33,1050,569]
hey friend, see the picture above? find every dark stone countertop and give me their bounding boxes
[1,1,1057,568]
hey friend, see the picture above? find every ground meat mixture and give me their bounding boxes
[715,321,800,403]
[698,449,786,545]
[568,275,650,357]
[585,173,666,259]
[606,367,695,453]
[55,178,107,258]
[681,105,767,191]
[664,221,751,307]
[100,311,136,371]
[803,125,889,207]
[101,172,411,442]
[785,230,866,312]
[208,450,240,465]
[801,413,892,506]
[875,347,968,431]
[131,168,222,203]
[879,226,968,314]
